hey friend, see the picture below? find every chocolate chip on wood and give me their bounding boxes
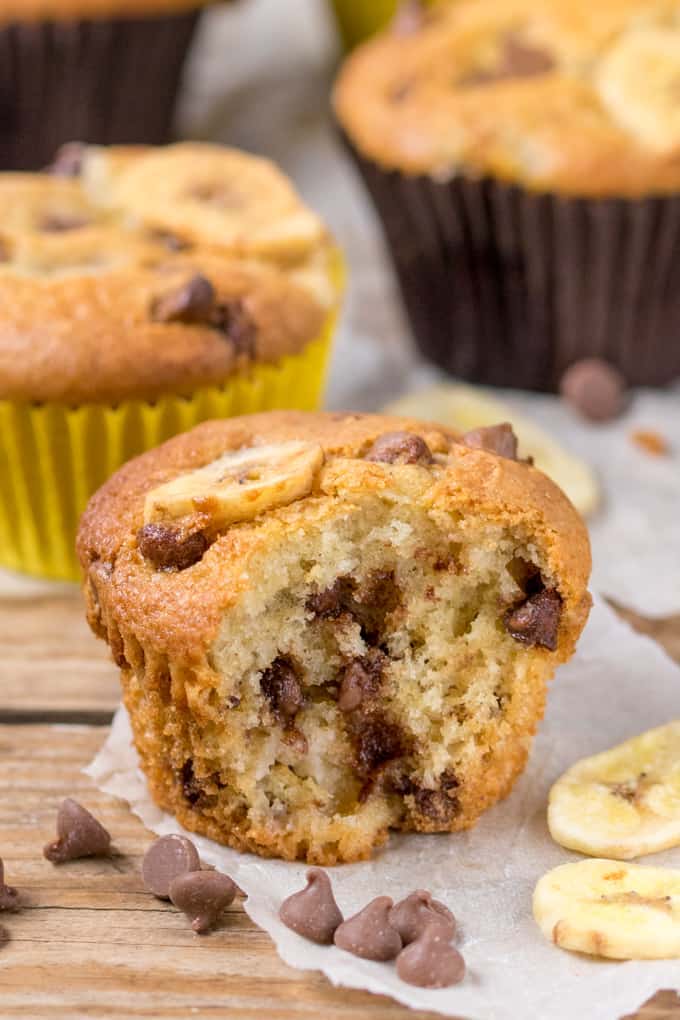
[334,896,402,961]
[279,869,343,944]
[0,859,20,912]
[396,925,466,988]
[43,799,111,864]
[142,835,201,900]
[169,870,237,934]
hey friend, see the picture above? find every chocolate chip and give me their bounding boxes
[260,657,304,723]
[560,358,627,422]
[334,896,402,961]
[279,869,343,945]
[396,925,466,988]
[169,870,236,933]
[365,431,434,466]
[211,299,257,358]
[461,34,554,86]
[40,214,91,232]
[137,523,209,572]
[43,799,111,864]
[389,891,456,945]
[180,760,202,806]
[151,273,216,324]
[306,577,355,619]
[147,229,190,252]
[47,141,85,177]
[461,423,518,460]
[505,588,562,651]
[0,859,20,912]
[0,238,9,263]
[142,835,201,900]
[413,782,460,825]
[352,714,407,776]
[338,650,385,712]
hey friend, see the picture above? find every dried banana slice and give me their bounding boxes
[144,441,324,528]
[548,721,680,860]
[533,859,680,960]
[597,29,680,153]
[384,383,599,516]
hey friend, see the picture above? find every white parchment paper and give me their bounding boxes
[86,597,680,1020]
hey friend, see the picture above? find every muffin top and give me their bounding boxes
[334,0,680,196]
[0,143,335,404]
[77,409,591,661]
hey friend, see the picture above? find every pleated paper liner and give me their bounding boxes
[328,0,399,49]
[0,328,333,582]
[0,12,200,170]
[343,137,680,391]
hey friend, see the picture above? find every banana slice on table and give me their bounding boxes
[144,441,324,528]
[533,858,680,960]
[597,28,680,153]
[384,383,599,516]
[548,721,680,860]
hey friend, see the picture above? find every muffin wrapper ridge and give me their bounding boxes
[328,0,399,49]
[344,139,680,391]
[0,320,335,582]
[0,12,200,170]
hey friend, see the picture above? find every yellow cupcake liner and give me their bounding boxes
[328,0,439,49]
[0,313,336,583]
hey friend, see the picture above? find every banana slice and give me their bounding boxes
[597,29,680,153]
[384,383,599,516]
[144,441,324,528]
[548,721,680,860]
[533,859,680,960]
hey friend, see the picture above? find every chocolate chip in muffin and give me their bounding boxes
[413,782,461,826]
[307,571,401,645]
[137,523,209,572]
[504,588,562,651]
[151,273,217,325]
[40,213,92,233]
[0,237,9,263]
[461,423,518,460]
[180,760,202,806]
[352,713,408,777]
[0,859,20,912]
[211,299,257,358]
[147,228,191,253]
[461,33,555,86]
[260,657,304,723]
[306,577,356,619]
[43,799,111,864]
[338,650,386,712]
[365,431,434,465]
[47,141,86,177]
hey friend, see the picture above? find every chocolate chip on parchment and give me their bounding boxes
[462,422,518,460]
[0,859,21,912]
[260,657,304,723]
[389,891,456,945]
[334,896,402,961]
[365,431,434,466]
[137,523,209,572]
[47,141,86,177]
[151,273,216,324]
[504,588,562,651]
[559,358,627,422]
[43,799,111,864]
[396,924,466,988]
[169,870,236,933]
[142,835,201,900]
[279,869,344,945]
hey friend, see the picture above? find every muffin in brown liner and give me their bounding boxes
[0,12,200,170]
[342,144,680,390]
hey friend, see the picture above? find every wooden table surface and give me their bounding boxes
[0,580,678,1020]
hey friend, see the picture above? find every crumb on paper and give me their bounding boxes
[630,430,671,457]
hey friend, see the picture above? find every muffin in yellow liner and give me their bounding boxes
[0,143,341,581]
[329,0,440,50]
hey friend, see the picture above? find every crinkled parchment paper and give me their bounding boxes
[86,598,680,1020]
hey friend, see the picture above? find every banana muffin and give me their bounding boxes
[0,143,339,580]
[334,0,680,388]
[78,410,591,864]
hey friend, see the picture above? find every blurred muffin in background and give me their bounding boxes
[0,0,228,170]
[0,142,341,580]
[334,0,680,390]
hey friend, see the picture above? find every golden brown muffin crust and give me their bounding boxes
[334,0,680,197]
[0,145,333,404]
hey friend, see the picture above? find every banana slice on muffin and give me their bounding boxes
[78,411,591,864]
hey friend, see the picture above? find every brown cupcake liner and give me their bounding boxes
[0,12,200,170]
[343,135,680,390]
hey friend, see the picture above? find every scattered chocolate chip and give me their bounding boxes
[169,870,236,933]
[260,657,304,723]
[334,896,402,961]
[396,924,466,988]
[462,422,518,460]
[338,650,385,712]
[151,273,216,324]
[389,891,456,945]
[142,835,201,900]
[211,299,257,358]
[47,141,85,177]
[461,33,554,86]
[40,213,91,232]
[279,869,343,944]
[504,588,562,651]
[137,523,209,572]
[0,859,20,912]
[630,429,670,457]
[365,431,434,466]
[560,358,627,422]
[43,799,111,864]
